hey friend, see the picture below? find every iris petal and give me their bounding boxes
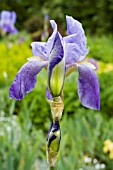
[46,87,52,100]
[65,16,89,64]
[1,10,10,20]
[64,34,89,64]
[50,20,57,31]
[9,60,48,100]
[48,32,64,75]
[48,32,65,96]
[77,64,100,110]
[46,20,57,56]
[31,42,47,60]
[66,15,84,35]
[64,43,86,64]
[10,11,17,24]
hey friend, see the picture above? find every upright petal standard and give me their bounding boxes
[48,32,65,97]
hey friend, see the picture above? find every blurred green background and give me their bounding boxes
[0,0,113,170]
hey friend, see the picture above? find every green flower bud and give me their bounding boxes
[46,121,61,167]
[48,57,65,97]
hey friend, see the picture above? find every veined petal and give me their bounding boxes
[64,34,88,56]
[77,64,100,110]
[65,16,89,64]
[65,43,88,64]
[48,32,65,96]
[64,33,89,64]
[66,15,84,35]
[48,32,64,73]
[31,42,47,60]
[47,20,63,56]
[46,20,57,56]
[9,60,48,100]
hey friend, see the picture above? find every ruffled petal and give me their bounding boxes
[64,33,89,64]
[77,64,100,110]
[66,15,84,35]
[65,42,88,64]
[31,42,47,60]
[65,16,89,64]
[9,60,48,100]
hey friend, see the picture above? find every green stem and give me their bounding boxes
[49,166,58,170]
[46,96,64,170]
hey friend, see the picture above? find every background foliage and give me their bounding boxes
[1,0,113,34]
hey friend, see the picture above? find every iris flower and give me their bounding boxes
[0,10,18,34]
[9,16,100,110]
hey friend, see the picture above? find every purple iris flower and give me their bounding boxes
[9,16,100,110]
[0,10,18,34]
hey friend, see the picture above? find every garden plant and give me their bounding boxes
[9,15,100,170]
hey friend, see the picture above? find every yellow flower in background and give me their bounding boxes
[103,139,112,153]
[109,152,113,159]
[103,139,113,160]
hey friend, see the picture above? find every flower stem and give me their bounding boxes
[48,166,58,170]
[46,96,64,170]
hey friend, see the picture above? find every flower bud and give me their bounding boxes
[48,32,65,97]
[46,121,61,167]
[48,57,65,97]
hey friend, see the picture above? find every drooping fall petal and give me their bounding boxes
[9,60,48,100]
[77,64,100,110]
